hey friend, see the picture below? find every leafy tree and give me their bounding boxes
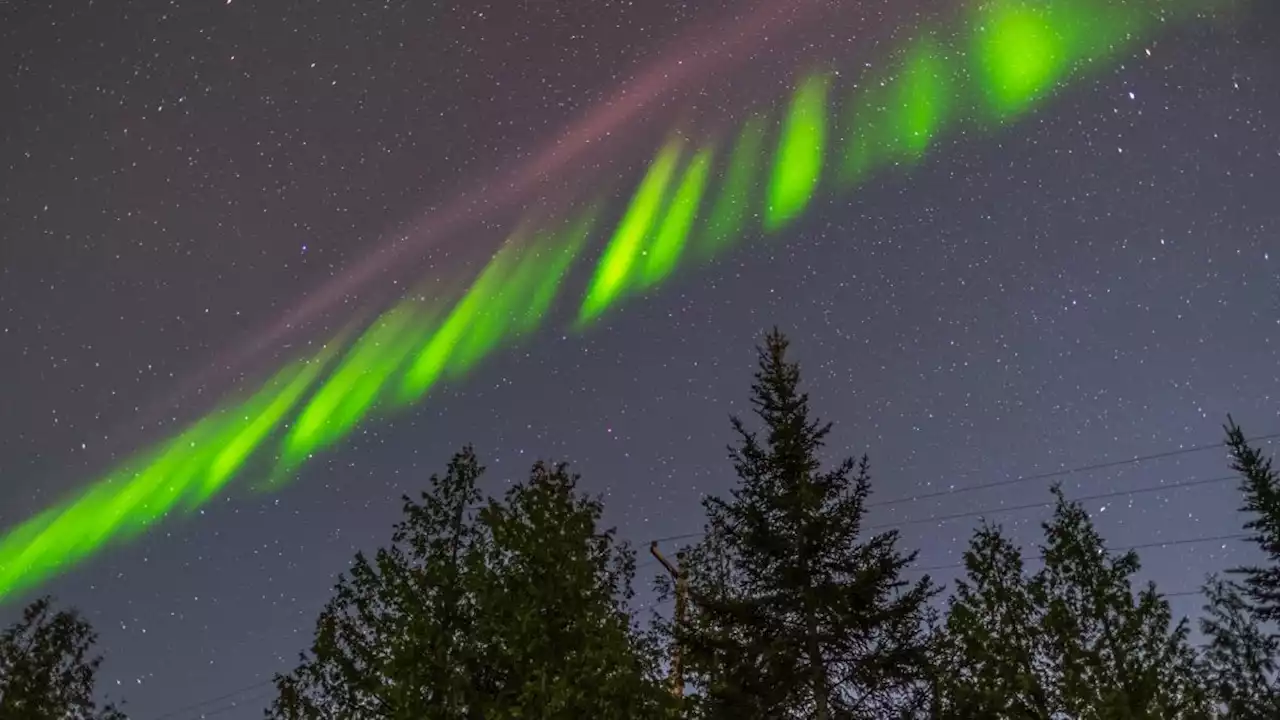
[675,329,938,719]
[1196,419,1280,717]
[465,461,671,718]
[270,446,485,720]
[0,596,127,720]
[934,486,1212,719]
[269,446,670,720]
[1200,575,1277,719]
[931,524,1046,718]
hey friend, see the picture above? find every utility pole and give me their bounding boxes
[650,541,688,699]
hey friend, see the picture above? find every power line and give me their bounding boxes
[173,686,279,720]
[642,533,1252,584]
[643,587,1210,605]
[647,430,1279,546]
[145,678,276,720]
[155,532,1252,720]
[910,532,1250,575]
[153,565,1227,720]
[643,539,1244,606]
[868,431,1280,510]
[647,472,1230,547]
[150,431,1279,720]
[864,473,1238,532]
[637,476,1252,588]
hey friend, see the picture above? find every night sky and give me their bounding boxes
[2,0,1278,717]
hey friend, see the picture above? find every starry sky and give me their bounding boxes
[1,0,1278,717]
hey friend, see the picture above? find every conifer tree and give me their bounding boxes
[1197,419,1280,717]
[1200,575,1277,719]
[0,596,127,720]
[466,461,671,719]
[270,447,669,719]
[934,486,1213,719]
[1224,418,1280,623]
[931,525,1046,718]
[677,329,937,719]
[270,447,486,719]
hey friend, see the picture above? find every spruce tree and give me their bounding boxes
[1224,417,1280,623]
[677,329,937,719]
[1196,418,1280,717]
[270,446,670,720]
[934,486,1213,719]
[0,596,127,720]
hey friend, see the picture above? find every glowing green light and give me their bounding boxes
[399,248,515,402]
[282,304,425,470]
[521,210,596,333]
[402,210,598,400]
[889,39,954,160]
[974,0,1069,118]
[0,507,62,597]
[0,0,1200,604]
[641,146,713,287]
[580,139,684,323]
[450,245,532,374]
[143,426,219,519]
[0,355,328,600]
[838,82,886,189]
[766,74,829,232]
[1058,0,1147,71]
[451,216,592,372]
[280,210,596,476]
[221,357,332,494]
[0,485,117,597]
[700,115,766,259]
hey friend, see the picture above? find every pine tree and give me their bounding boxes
[0,596,127,720]
[269,446,670,720]
[1196,418,1280,717]
[1224,417,1280,623]
[934,486,1213,719]
[677,329,938,719]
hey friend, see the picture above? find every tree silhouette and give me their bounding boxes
[1198,419,1280,717]
[0,596,127,720]
[677,329,937,719]
[269,446,670,719]
[935,486,1212,719]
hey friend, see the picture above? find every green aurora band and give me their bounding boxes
[0,0,1226,602]
[766,73,829,232]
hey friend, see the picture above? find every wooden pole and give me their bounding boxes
[650,541,688,698]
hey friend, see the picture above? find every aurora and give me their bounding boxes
[0,0,1212,603]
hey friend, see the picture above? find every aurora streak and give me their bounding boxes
[0,0,1229,602]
